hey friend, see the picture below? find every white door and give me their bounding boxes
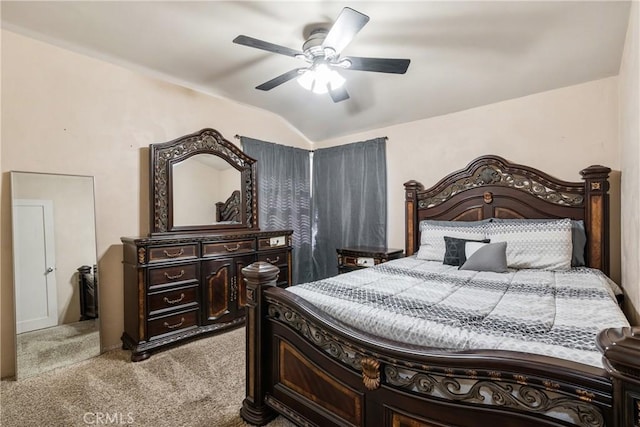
[13,199,58,333]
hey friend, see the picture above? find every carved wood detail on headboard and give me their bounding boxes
[215,190,241,223]
[405,155,611,275]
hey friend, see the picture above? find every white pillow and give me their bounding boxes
[416,221,487,262]
[465,241,487,259]
[485,218,572,270]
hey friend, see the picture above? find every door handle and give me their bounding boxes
[45,267,54,274]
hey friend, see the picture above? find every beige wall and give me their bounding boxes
[317,77,623,289]
[619,1,640,326]
[0,30,311,378]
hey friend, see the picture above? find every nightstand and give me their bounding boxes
[337,246,404,274]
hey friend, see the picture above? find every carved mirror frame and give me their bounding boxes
[149,128,258,235]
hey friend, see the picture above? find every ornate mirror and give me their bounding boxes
[150,128,258,234]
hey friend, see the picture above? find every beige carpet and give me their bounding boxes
[16,319,100,379]
[1,327,295,427]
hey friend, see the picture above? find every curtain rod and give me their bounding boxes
[234,134,388,142]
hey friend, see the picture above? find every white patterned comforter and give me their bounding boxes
[288,257,629,368]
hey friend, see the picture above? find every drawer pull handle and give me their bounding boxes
[224,243,241,252]
[164,270,185,280]
[163,293,185,305]
[266,256,280,264]
[164,318,185,329]
[163,248,185,258]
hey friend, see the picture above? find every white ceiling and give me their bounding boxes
[1,1,631,142]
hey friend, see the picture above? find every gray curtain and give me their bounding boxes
[241,137,313,284]
[312,138,387,280]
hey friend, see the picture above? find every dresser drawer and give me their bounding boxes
[257,250,289,287]
[203,239,255,257]
[148,285,199,316]
[258,235,288,250]
[257,250,288,267]
[149,263,198,288]
[148,309,198,339]
[148,244,197,263]
[342,255,362,267]
[276,266,289,288]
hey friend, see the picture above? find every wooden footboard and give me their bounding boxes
[241,262,640,427]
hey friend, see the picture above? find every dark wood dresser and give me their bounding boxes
[121,229,292,361]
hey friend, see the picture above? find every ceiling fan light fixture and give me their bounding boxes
[297,64,345,95]
[234,7,409,103]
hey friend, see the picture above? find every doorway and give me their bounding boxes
[12,199,58,334]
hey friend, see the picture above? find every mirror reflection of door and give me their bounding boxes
[10,172,100,380]
[172,154,242,227]
[13,199,58,333]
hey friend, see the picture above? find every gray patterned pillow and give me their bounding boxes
[459,242,508,272]
[491,218,586,266]
[443,236,490,266]
[417,221,488,262]
[486,218,572,270]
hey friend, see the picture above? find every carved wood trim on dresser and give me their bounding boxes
[121,229,292,361]
[149,128,258,235]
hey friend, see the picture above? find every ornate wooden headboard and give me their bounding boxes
[404,155,611,275]
[215,190,241,223]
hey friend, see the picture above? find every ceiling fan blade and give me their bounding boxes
[329,86,350,103]
[322,7,369,55]
[342,57,411,74]
[255,68,304,91]
[233,35,303,58]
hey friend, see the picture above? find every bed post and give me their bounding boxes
[580,165,611,276]
[240,261,280,426]
[597,327,640,426]
[404,180,424,257]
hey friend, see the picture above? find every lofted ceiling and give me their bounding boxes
[1,1,631,142]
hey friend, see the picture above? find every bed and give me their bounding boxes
[215,189,241,223]
[240,155,640,427]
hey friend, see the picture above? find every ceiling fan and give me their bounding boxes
[233,7,411,103]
